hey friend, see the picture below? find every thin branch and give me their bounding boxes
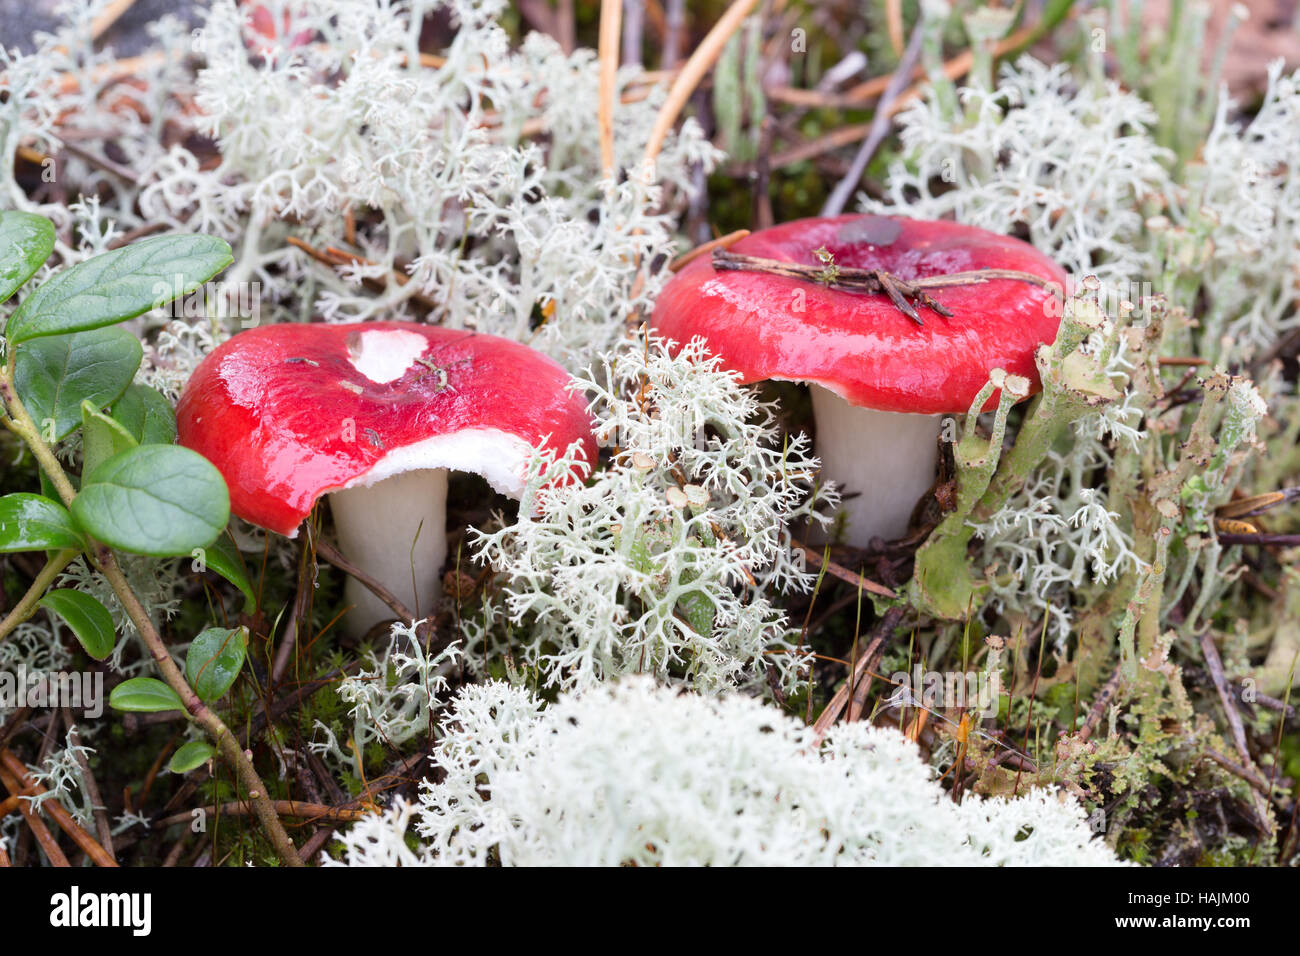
[0,549,78,645]
[642,0,759,174]
[598,0,623,178]
[90,0,138,41]
[154,800,374,829]
[314,536,416,622]
[0,758,69,866]
[0,750,116,866]
[711,249,1062,325]
[790,544,896,598]
[669,229,750,272]
[1215,533,1300,547]
[811,605,906,742]
[820,18,926,217]
[1077,662,1123,743]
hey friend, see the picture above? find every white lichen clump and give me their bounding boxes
[1195,62,1300,363]
[864,56,1174,288]
[470,336,835,693]
[141,0,721,368]
[310,622,460,778]
[327,678,1125,866]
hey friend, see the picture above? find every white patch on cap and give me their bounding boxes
[347,328,429,383]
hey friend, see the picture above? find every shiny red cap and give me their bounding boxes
[177,322,595,536]
[651,215,1067,415]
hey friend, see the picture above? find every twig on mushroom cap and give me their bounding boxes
[711,249,1065,325]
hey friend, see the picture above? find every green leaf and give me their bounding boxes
[81,400,139,477]
[40,468,77,502]
[38,589,116,660]
[12,327,143,441]
[0,494,82,551]
[111,384,177,445]
[109,677,184,713]
[4,233,233,344]
[0,211,55,303]
[186,626,248,703]
[200,534,257,613]
[168,740,216,774]
[72,445,230,557]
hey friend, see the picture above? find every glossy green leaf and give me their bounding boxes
[111,384,177,445]
[186,626,248,703]
[109,677,184,713]
[38,589,116,660]
[81,400,139,478]
[5,233,233,344]
[200,534,257,613]
[72,445,230,557]
[0,211,55,304]
[12,327,143,441]
[0,493,82,551]
[168,740,216,774]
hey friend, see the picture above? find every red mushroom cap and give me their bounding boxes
[176,322,595,537]
[652,215,1068,415]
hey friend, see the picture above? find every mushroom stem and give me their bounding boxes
[810,384,942,547]
[328,468,448,636]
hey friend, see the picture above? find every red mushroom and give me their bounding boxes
[652,214,1066,547]
[242,1,315,55]
[177,322,594,634]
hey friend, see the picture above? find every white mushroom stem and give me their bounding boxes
[328,468,449,636]
[809,384,942,548]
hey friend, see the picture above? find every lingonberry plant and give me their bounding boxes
[0,212,303,864]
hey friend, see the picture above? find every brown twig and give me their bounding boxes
[297,826,337,862]
[821,17,927,218]
[313,536,416,622]
[711,249,1062,325]
[1078,661,1123,743]
[273,531,317,684]
[1216,533,1300,547]
[598,0,623,177]
[669,229,750,272]
[1203,749,1284,801]
[790,544,896,598]
[811,606,906,742]
[1199,630,1272,829]
[90,0,138,41]
[154,800,373,830]
[641,0,760,173]
[285,236,438,313]
[0,759,69,866]
[0,751,116,867]
[1215,488,1300,520]
[885,0,905,56]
